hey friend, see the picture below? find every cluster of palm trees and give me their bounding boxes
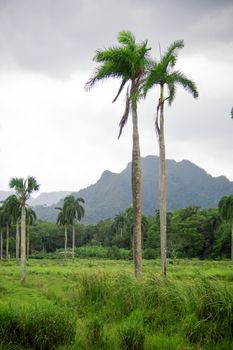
[0,176,39,282]
[56,195,85,260]
[86,30,198,278]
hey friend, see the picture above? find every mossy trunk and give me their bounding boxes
[64,224,67,259]
[26,225,30,261]
[159,86,167,277]
[131,99,142,279]
[231,219,233,263]
[6,223,9,259]
[0,231,2,260]
[20,205,26,283]
[16,222,20,262]
[72,220,75,261]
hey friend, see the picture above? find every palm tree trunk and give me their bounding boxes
[0,231,3,260]
[64,223,67,259]
[26,225,30,260]
[16,222,20,262]
[159,86,167,277]
[6,223,9,259]
[131,99,142,279]
[231,219,233,263]
[72,220,75,261]
[20,205,26,283]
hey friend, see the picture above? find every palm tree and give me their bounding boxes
[4,195,21,261]
[56,206,69,259]
[218,195,233,262]
[9,176,40,283]
[1,200,11,259]
[63,195,85,260]
[26,207,37,260]
[85,31,151,278]
[144,40,198,276]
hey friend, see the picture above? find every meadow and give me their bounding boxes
[0,258,232,350]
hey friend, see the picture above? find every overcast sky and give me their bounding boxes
[0,0,232,195]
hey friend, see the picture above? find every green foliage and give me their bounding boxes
[118,312,145,350]
[0,303,75,349]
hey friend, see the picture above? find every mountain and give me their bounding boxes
[33,155,233,223]
[0,190,14,201]
[28,191,72,206]
[0,190,71,206]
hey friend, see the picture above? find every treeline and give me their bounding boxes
[0,206,231,260]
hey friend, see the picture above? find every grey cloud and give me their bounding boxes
[0,0,232,76]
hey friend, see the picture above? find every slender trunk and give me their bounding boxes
[16,222,20,262]
[26,225,30,260]
[6,223,9,259]
[20,205,26,283]
[0,231,2,260]
[159,86,167,277]
[64,223,67,259]
[231,219,233,263]
[131,99,142,279]
[72,220,75,261]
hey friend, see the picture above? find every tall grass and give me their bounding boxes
[0,259,232,349]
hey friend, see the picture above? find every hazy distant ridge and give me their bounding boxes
[34,156,233,223]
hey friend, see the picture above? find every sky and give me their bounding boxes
[0,0,232,195]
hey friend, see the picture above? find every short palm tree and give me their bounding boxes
[85,30,151,278]
[218,195,233,262]
[26,207,37,260]
[144,40,198,276]
[63,195,85,260]
[4,195,21,261]
[9,176,40,283]
[56,206,69,259]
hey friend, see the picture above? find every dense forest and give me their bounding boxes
[0,205,231,261]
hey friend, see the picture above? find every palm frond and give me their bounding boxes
[161,40,184,69]
[118,87,130,139]
[231,107,233,119]
[168,70,199,99]
[167,82,176,105]
[118,30,135,46]
[112,79,127,103]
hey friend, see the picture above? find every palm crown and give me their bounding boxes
[85,30,151,137]
[9,177,40,206]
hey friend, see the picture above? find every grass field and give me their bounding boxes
[0,258,232,349]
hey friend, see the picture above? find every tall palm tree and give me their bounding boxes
[26,207,37,260]
[63,195,85,260]
[56,206,69,259]
[85,30,151,278]
[4,195,21,261]
[9,176,40,283]
[144,40,198,276]
[218,195,233,262]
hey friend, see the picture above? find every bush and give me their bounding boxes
[0,303,76,349]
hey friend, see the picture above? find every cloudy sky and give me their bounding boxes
[0,0,232,195]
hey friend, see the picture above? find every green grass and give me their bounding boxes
[0,258,232,349]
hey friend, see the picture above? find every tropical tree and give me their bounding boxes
[1,200,12,259]
[9,176,40,283]
[4,195,21,261]
[26,207,37,260]
[218,195,233,262]
[85,30,151,278]
[144,40,198,276]
[63,195,85,260]
[56,206,69,259]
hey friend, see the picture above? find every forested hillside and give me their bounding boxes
[33,156,233,223]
